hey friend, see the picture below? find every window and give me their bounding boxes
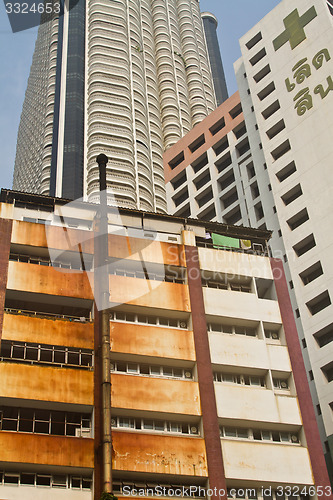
[250,182,260,200]
[273,378,289,390]
[249,48,267,66]
[192,152,209,173]
[245,31,262,50]
[253,64,271,83]
[214,372,265,387]
[171,171,187,191]
[169,151,184,170]
[194,170,211,191]
[302,338,307,349]
[221,188,238,210]
[322,362,333,382]
[314,323,333,348]
[0,406,91,437]
[229,103,242,119]
[276,161,297,182]
[0,340,93,368]
[287,208,309,230]
[246,162,255,180]
[218,171,235,191]
[254,202,264,221]
[111,416,199,436]
[208,323,257,337]
[306,291,331,315]
[173,188,189,207]
[299,261,323,285]
[215,152,232,173]
[111,361,193,380]
[0,471,92,489]
[262,100,280,119]
[189,134,205,153]
[209,116,225,135]
[271,140,291,161]
[221,427,299,444]
[212,137,229,157]
[236,138,250,158]
[281,184,302,206]
[309,370,314,381]
[293,234,316,257]
[266,119,285,139]
[233,122,247,139]
[110,311,187,329]
[196,187,213,208]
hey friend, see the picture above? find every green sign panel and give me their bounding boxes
[273,6,317,51]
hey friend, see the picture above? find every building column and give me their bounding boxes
[0,219,12,340]
[183,231,227,500]
[271,258,333,496]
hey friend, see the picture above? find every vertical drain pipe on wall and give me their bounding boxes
[94,154,112,497]
[183,231,227,500]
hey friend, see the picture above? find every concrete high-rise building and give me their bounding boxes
[201,12,229,106]
[13,0,217,212]
[0,188,331,499]
[164,0,333,481]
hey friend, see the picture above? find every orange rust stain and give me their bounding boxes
[11,220,94,254]
[7,261,93,300]
[109,276,190,312]
[0,364,93,405]
[0,432,93,468]
[111,374,201,415]
[108,235,183,267]
[110,322,195,361]
[112,432,208,477]
[2,313,94,348]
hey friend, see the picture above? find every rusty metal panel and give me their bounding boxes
[0,364,93,405]
[109,276,190,312]
[7,261,93,300]
[11,220,94,254]
[112,374,200,415]
[0,432,93,468]
[112,432,207,477]
[2,313,93,348]
[110,322,195,361]
[108,235,184,267]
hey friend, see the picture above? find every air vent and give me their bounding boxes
[180,321,187,328]
[110,363,115,371]
[111,419,116,427]
[190,426,198,434]
[291,435,298,442]
[185,371,192,379]
[281,381,288,389]
[272,333,279,340]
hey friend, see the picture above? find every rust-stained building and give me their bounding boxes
[0,189,330,500]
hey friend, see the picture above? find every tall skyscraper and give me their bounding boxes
[201,12,229,105]
[13,0,217,212]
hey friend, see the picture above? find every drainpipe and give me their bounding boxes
[95,153,112,495]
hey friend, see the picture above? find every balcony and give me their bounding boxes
[111,374,200,416]
[109,275,190,312]
[0,432,93,469]
[110,322,195,361]
[0,364,93,406]
[112,431,207,477]
[222,439,313,485]
[215,383,301,426]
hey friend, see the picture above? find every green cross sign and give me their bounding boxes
[273,6,317,51]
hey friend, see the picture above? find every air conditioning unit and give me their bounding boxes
[111,419,117,427]
[272,333,279,340]
[190,426,198,434]
[180,322,187,328]
[185,371,192,379]
[281,381,288,389]
[291,435,298,442]
[75,428,91,438]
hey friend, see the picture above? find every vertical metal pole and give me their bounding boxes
[95,153,112,495]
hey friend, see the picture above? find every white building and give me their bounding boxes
[235,0,333,476]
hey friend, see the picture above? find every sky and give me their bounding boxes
[0,0,281,191]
